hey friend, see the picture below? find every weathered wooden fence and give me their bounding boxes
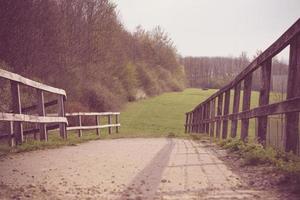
[66,112,120,136]
[0,69,68,146]
[0,69,121,147]
[185,18,300,154]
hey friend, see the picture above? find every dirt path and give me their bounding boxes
[0,138,282,199]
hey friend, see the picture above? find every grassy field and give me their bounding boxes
[0,88,288,154]
[120,88,217,137]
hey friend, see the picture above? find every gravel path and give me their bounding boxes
[0,138,279,199]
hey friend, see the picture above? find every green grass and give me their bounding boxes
[120,88,217,137]
[0,88,290,155]
[218,138,300,183]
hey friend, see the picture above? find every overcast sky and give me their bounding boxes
[113,0,299,59]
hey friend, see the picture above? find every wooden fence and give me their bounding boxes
[0,69,121,147]
[185,18,300,154]
[0,69,67,146]
[66,112,120,136]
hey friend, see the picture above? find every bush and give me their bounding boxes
[80,85,123,112]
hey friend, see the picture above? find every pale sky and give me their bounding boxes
[113,0,299,59]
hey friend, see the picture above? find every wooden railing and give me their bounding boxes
[0,69,68,146]
[0,69,122,146]
[185,18,300,154]
[66,112,120,136]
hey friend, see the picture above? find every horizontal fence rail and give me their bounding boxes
[66,112,120,136]
[0,69,67,146]
[185,18,300,155]
[0,69,122,147]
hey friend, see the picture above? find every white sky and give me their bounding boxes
[113,0,300,59]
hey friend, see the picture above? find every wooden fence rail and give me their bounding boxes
[66,112,120,137]
[0,69,67,146]
[0,69,122,147]
[185,18,300,154]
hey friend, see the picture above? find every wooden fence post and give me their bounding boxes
[58,95,67,139]
[9,121,15,147]
[196,108,201,133]
[37,90,47,141]
[205,103,210,134]
[108,114,112,134]
[191,110,195,132]
[195,109,199,133]
[116,114,119,133]
[78,115,83,137]
[231,83,241,138]
[209,99,216,137]
[285,34,300,153]
[201,106,206,132]
[185,113,188,133]
[201,106,205,133]
[198,107,202,133]
[257,59,272,143]
[241,74,253,141]
[96,115,100,135]
[194,109,199,133]
[216,94,223,138]
[186,113,190,133]
[188,112,193,133]
[11,81,24,144]
[222,90,230,139]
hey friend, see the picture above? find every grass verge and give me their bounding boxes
[1,88,210,156]
[0,130,189,156]
[218,138,300,183]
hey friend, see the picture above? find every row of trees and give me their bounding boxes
[181,53,249,88]
[0,0,185,112]
[181,54,288,91]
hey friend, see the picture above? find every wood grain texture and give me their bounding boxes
[108,115,112,134]
[37,90,47,141]
[78,115,83,137]
[0,112,68,123]
[67,124,121,131]
[257,59,272,143]
[66,112,120,116]
[285,34,300,153]
[115,115,119,133]
[209,99,216,137]
[231,83,241,138]
[0,69,66,96]
[216,94,223,138]
[96,115,100,135]
[222,90,230,139]
[58,95,67,139]
[241,74,252,141]
[10,81,23,144]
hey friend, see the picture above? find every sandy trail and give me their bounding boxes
[0,138,278,199]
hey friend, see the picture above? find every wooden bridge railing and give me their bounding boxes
[185,18,300,154]
[0,69,68,146]
[0,69,122,147]
[66,112,120,136]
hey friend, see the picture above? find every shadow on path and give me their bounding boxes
[118,138,175,199]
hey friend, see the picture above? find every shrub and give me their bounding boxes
[80,85,123,112]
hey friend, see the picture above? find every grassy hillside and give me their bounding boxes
[120,88,217,137]
[119,88,284,141]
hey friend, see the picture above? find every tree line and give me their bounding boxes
[0,0,185,112]
[181,54,288,92]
